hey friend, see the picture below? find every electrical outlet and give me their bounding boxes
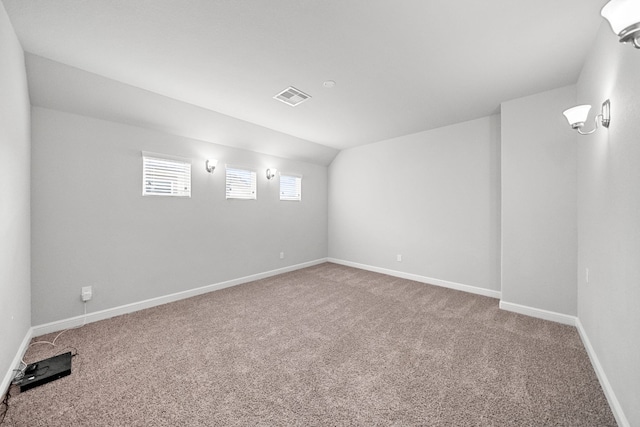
[280,252,285,259]
[81,286,92,302]
[397,254,402,262]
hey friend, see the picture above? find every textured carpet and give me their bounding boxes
[3,263,616,426]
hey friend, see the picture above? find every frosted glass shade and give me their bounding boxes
[601,0,640,35]
[562,105,591,128]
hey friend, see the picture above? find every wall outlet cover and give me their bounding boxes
[81,286,92,301]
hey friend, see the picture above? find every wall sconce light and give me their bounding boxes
[602,0,640,48]
[205,159,218,173]
[562,100,610,135]
[266,168,277,180]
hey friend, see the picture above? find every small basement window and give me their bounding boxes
[280,175,302,201]
[142,153,191,197]
[226,166,257,200]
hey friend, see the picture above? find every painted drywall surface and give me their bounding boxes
[500,85,577,316]
[328,115,501,292]
[25,54,339,166]
[0,2,31,391]
[576,23,640,426]
[31,107,328,325]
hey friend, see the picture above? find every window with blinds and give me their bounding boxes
[226,166,257,200]
[280,175,302,201]
[142,153,191,197]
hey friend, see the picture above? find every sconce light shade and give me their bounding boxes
[562,105,592,129]
[266,168,278,180]
[205,159,218,173]
[601,0,640,48]
[562,100,610,135]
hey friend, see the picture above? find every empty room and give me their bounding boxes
[1,0,638,425]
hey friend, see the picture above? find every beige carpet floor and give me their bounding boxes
[2,263,616,426]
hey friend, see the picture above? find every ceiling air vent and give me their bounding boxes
[273,86,311,107]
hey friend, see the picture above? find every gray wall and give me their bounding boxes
[0,3,31,392]
[328,116,501,293]
[31,107,328,325]
[500,85,577,315]
[577,24,640,426]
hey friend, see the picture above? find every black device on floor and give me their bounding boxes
[19,352,72,392]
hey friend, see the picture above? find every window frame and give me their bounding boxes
[142,152,192,198]
[225,165,257,200]
[279,174,302,201]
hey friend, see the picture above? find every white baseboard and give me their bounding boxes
[32,258,327,337]
[1,326,33,398]
[498,300,576,326]
[327,258,502,299]
[576,318,630,427]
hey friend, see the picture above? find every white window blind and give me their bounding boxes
[142,154,191,197]
[226,166,257,200]
[280,175,302,201]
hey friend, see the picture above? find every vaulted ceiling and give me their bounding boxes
[3,0,606,164]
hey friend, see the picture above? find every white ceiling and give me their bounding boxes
[3,0,606,158]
